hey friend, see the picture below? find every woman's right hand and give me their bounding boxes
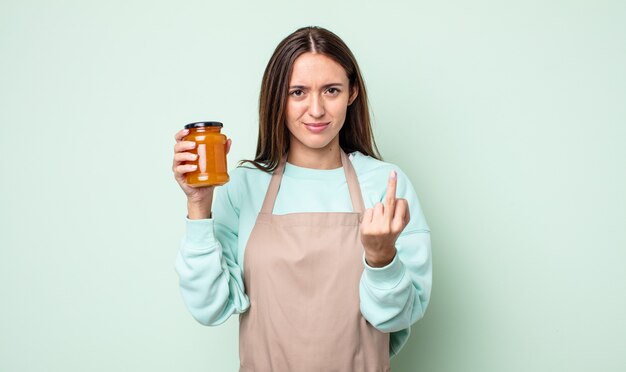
[172,128,232,205]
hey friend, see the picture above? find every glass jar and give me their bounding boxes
[182,121,229,187]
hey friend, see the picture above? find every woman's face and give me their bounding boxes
[285,52,357,153]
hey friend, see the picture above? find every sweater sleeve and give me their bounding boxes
[358,168,432,357]
[174,175,250,326]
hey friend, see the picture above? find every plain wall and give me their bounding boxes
[1,0,624,371]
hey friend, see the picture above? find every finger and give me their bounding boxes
[174,141,196,153]
[173,163,198,175]
[362,208,374,224]
[174,152,199,163]
[385,170,397,220]
[225,138,232,155]
[172,149,190,171]
[404,201,411,225]
[175,128,190,143]
[373,202,384,220]
[392,199,409,231]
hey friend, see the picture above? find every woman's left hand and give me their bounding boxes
[360,170,410,267]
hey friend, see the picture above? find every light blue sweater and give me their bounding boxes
[175,151,432,358]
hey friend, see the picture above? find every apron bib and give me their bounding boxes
[239,150,390,372]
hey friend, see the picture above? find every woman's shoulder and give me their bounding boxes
[214,162,271,210]
[351,151,420,202]
[351,151,429,231]
[351,151,405,178]
[231,162,270,177]
[226,161,272,188]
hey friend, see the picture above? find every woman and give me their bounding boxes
[173,26,432,371]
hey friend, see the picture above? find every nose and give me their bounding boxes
[308,94,325,118]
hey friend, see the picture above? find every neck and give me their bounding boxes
[287,138,342,169]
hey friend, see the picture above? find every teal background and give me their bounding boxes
[1,1,625,371]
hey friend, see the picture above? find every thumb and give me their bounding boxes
[226,138,232,154]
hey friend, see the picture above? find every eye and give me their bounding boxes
[290,89,304,97]
[326,87,341,95]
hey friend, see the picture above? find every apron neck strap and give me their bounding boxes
[260,150,365,214]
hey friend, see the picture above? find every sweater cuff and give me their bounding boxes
[362,251,406,290]
[183,217,219,251]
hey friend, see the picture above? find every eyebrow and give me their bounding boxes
[288,83,345,89]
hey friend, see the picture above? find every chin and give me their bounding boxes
[288,125,342,151]
[301,142,332,150]
[297,136,336,150]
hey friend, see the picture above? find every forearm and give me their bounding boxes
[365,248,396,268]
[359,231,432,332]
[187,199,212,220]
[175,218,249,326]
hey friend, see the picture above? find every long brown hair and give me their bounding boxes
[240,26,381,172]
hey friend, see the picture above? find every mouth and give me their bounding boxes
[304,122,330,127]
[303,122,330,133]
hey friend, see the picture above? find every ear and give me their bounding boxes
[348,85,359,106]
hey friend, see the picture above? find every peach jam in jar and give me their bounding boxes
[182,121,229,187]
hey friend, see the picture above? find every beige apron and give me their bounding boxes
[239,150,390,372]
